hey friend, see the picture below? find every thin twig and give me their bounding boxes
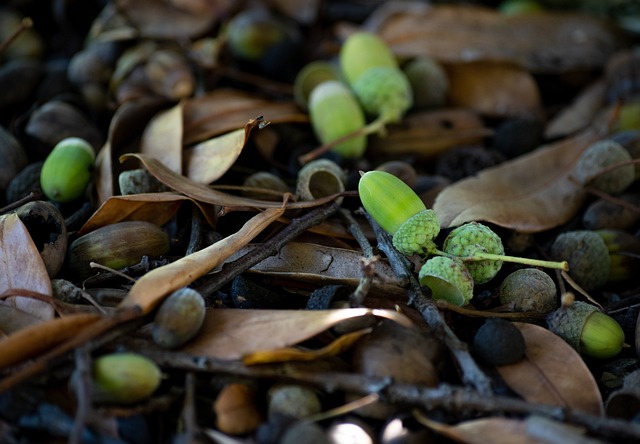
[69,345,93,444]
[339,208,375,307]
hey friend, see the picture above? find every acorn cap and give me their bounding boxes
[392,209,440,256]
[358,170,427,236]
[419,256,474,306]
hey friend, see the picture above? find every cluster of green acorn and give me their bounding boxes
[303,32,413,159]
[358,170,625,359]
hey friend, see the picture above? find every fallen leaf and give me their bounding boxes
[140,102,184,173]
[0,304,43,336]
[496,322,604,416]
[119,206,285,314]
[0,313,102,371]
[77,192,218,236]
[366,3,621,73]
[116,0,226,39]
[120,153,344,211]
[418,415,548,444]
[545,80,607,139]
[183,118,257,184]
[182,89,307,145]
[445,61,542,119]
[242,328,372,365]
[433,115,610,232]
[0,214,54,321]
[183,308,412,360]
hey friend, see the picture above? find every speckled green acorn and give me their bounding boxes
[358,170,439,256]
[549,230,610,291]
[152,287,206,349]
[92,352,162,404]
[418,256,474,306]
[574,140,635,194]
[442,222,568,284]
[308,80,367,158]
[40,137,95,202]
[547,301,624,359]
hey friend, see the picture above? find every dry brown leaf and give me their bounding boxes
[0,214,54,321]
[182,89,307,145]
[183,308,412,360]
[119,206,285,314]
[445,61,542,119]
[77,192,217,236]
[120,153,343,211]
[183,118,257,184]
[368,108,490,158]
[140,102,184,173]
[0,304,43,336]
[433,116,610,232]
[497,323,604,416]
[545,80,607,139]
[242,328,372,365]
[0,313,102,371]
[115,0,226,39]
[366,3,621,73]
[418,415,549,444]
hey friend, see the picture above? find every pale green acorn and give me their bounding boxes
[358,170,439,256]
[40,137,95,203]
[418,256,474,306]
[547,301,625,359]
[308,80,367,158]
[339,32,398,86]
[92,352,162,404]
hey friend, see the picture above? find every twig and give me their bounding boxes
[195,202,340,296]
[362,210,494,395]
[339,208,375,307]
[69,345,93,444]
[0,190,44,215]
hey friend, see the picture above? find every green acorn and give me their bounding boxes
[547,301,625,359]
[40,137,95,203]
[308,80,367,158]
[92,352,162,404]
[339,32,398,86]
[358,170,440,256]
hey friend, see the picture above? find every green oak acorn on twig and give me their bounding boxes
[358,170,569,306]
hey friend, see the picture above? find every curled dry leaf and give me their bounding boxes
[366,3,622,73]
[183,308,412,360]
[433,116,610,232]
[183,89,308,145]
[545,80,607,139]
[418,415,548,444]
[0,214,54,322]
[496,323,604,416]
[77,192,217,236]
[445,61,542,119]
[140,102,183,174]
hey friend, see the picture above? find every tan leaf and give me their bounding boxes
[182,89,307,145]
[0,214,54,321]
[115,0,226,39]
[0,304,43,336]
[0,313,102,371]
[419,416,549,444]
[77,192,217,236]
[545,80,607,139]
[433,116,610,232]
[119,206,285,314]
[496,322,604,416]
[368,108,490,158]
[183,308,412,360]
[120,153,342,211]
[367,3,621,73]
[140,102,184,173]
[183,118,255,184]
[445,61,542,119]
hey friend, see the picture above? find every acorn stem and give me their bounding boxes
[298,116,387,165]
[435,250,569,271]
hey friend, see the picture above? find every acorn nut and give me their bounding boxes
[499,268,557,313]
[40,137,95,203]
[574,140,635,194]
[91,352,162,404]
[358,170,440,256]
[472,318,526,366]
[68,221,170,279]
[308,80,367,158]
[547,301,624,359]
[152,287,206,349]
